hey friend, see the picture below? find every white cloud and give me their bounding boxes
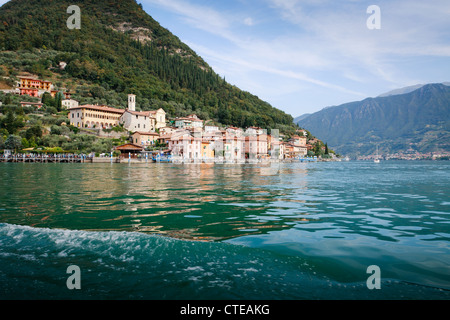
[143,0,450,114]
[144,0,343,90]
[186,41,366,97]
[144,0,236,41]
[244,17,254,26]
[266,0,304,24]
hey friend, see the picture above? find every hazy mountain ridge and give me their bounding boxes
[378,82,450,98]
[296,83,450,157]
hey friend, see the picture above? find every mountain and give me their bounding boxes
[378,82,450,98]
[293,113,311,123]
[296,84,450,157]
[0,0,295,132]
[378,84,428,98]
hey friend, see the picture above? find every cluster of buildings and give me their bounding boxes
[159,126,310,162]
[357,150,450,161]
[68,94,166,132]
[4,75,317,162]
[67,94,312,162]
[8,75,315,162]
[3,76,78,110]
[16,76,73,100]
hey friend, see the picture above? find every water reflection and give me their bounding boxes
[0,163,310,241]
[1,161,449,244]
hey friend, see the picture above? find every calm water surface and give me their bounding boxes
[0,161,449,299]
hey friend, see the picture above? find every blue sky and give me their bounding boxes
[2,0,450,117]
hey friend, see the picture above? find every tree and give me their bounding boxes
[55,92,63,111]
[1,110,24,134]
[314,142,323,157]
[5,135,22,152]
[21,137,29,148]
[25,124,43,140]
[325,143,329,155]
[3,93,12,105]
[41,92,54,108]
[50,125,62,135]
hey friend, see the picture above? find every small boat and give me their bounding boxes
[152,151,172,163]
[374,145,381,163]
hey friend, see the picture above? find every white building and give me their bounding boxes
[226,127,244,137]
[205,125,220,132]
[223,134,245,161]
[175,114,203,129]
[62,99,79,109]
[119,94,167,133]
[120,94,155,132]
[148,108,167,129]
[169,132,202,160]
[244,134,268,159]
[159,126,176,135]
[245,127,265,136]
[120,110,156,132]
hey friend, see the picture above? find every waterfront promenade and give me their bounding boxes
[0,154,91,163]
[0,153,319,164]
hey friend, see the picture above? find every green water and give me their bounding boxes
[0,161,449,299]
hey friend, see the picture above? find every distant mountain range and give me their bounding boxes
[296,83,450,157]
[378,82,450,98]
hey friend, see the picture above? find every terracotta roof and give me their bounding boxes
[133,131,159,136]
[170,135,201,141]
[115,143,144,151]
[69,105,125,114]
[125,110,156,118]
[176,115,203,122]
[20,101,43,105]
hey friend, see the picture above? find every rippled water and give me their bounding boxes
[0,161,449,299]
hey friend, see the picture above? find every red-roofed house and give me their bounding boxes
[69,105,125,129]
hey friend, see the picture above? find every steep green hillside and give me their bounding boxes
[0,0,295,132]
[297,84,450,156]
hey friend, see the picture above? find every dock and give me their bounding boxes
[0,154,92,163]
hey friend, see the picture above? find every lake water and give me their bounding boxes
[0,161,449,300]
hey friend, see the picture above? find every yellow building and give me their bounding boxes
[69,105,125,129]
[132,132,159,147]
[19,77,52,91]
[201,139,215,159]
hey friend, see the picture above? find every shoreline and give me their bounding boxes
[0,154,326,164]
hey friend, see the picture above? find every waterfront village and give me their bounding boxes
[0,76,338,163]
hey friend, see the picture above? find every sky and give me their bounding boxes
[2,0,450,117]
